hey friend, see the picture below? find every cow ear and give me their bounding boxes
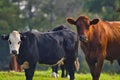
[1,34,9,40]
[90,18,99,25]
[66,17,76,25]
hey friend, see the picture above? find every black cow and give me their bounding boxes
[51,25,70,78]
[2,26,79,80]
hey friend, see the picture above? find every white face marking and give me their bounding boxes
[8,31,21,55]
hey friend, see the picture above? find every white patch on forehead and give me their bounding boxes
[9,30,21,41]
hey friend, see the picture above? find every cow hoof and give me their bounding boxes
[56,74,59,77]
[51,72,59,78]
[67,75,70,79]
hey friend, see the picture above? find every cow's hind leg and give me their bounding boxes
[61,62,69,78]
[25,63,36,80]
[51,65,59,77]
[60,64,65,77]
[66,59,75,80]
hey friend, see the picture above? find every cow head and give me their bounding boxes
[1,30,25,56]
[66,16,99,43]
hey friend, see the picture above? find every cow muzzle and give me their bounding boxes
[79,35,88,43]
[12,50,17,56]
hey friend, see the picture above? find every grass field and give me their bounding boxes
[0,70,120,80]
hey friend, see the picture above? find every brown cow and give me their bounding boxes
[9,55,23,72]
[67,15,120,80]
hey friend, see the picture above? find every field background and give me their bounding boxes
[0,70,120,80]
[0,1,120,80]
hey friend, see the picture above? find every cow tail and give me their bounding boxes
[74,35,80,71]
[74,57,80,71]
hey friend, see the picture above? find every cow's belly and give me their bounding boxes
[37,37,66,65]
[39,57,65,66]
[106,44,120,60]
[38,48,65,65]
[38,53,65,65]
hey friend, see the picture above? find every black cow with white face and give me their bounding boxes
[2,26,79,80]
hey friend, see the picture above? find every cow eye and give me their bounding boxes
[8,40,11,44]
[18,41,21,44]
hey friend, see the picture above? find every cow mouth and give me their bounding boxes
[11,50,18,56]
[11,53,18,56]
[79,38,88,43]
[11,54,17,57]
[79,35,88,43]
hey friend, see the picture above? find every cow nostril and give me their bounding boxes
[80,35,86,39]
[12,50,17,55]
[79,36,83,39]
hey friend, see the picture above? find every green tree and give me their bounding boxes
[84,0,120,20]
[0,0,25,34]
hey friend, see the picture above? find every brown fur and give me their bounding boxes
[9,55,23,72]
[67,15,120,80]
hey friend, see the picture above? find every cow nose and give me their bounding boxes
[79,35,88,42]
[12,50,17,55]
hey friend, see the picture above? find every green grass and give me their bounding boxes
[0,70,120,80]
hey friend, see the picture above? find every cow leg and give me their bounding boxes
[86,58,96,80]
[51,65,59,77]
[66,59,75,80]
[94,56,104,80]
[66,66,70,78]
[60,65,65,77]
[25,63,36,80]
[52,65,58,74]
[86,55,104,80]
[60,63,69,78]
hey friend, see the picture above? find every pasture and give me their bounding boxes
[0,70,120,80]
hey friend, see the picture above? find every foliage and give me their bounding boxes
[0,0,24,34]
[83,0,120,20]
